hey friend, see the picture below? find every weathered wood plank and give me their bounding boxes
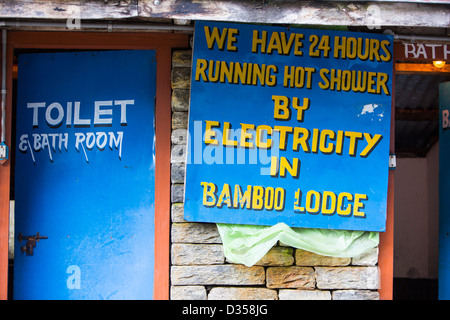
[138,0,450,27]
[0,0,138,20]
[0,0,448,28]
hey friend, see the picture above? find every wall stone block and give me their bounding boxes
[254,247,294,266]
[332,289,380,300]
[266,266,315,289]
[171,144,186,164]
[171,222,222,244]
[351,247,378,266]
[278,289,331,300]
[170,286,207,300]
[171,203,185,223]
[172,50,192,68]
[172,111,188,130]
[295,249,351,266]
[208,287,277,300]
[171,163,185,184]
[171,184,184,203]
[172,89,190,112]
[171,265,265,285]
[171,67,191,89]
[171,243,225,265]
[315,267,378,290]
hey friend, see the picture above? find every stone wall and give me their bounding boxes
[169,49,380,300]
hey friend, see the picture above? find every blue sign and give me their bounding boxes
[184,21,393,232]
[14,50,156,299]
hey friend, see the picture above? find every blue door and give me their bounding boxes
[13,50,156,299]
[440,82,450,299]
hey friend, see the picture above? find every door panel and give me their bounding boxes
[440,82,450,300]
[14,50,156,299]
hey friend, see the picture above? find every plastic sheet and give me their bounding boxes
[217,223,379,267]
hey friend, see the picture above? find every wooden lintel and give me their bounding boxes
[0,0,449,28]
[395,63,450,74]
[0,0,139,20]
[395,108,438,121]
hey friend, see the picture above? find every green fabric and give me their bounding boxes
[217,223,379,267]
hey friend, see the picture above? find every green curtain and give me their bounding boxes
[217,223,379,267]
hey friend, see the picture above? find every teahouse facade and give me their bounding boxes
[0,0,449,300]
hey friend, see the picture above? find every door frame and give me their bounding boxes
[378,62,395,300]
[0,30,189,300]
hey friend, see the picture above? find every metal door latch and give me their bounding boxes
[389,154,396,170]
[18,232,48,255]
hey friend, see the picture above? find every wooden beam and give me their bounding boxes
[396,63,450,74]
[0,0,449,28]
[396,108,438,121]
[138,0,450,27]
[0,0,139,20]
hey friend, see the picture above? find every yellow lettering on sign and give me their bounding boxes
[305,190,321,213]
[293,188,368,218]
[217,183,232,208]
[333,36,392,62]
[337,192,353,216]
[360,133,383,157]
[202,121,384,157]
[194,59,278,87]
[204,26,238,51]
[274,126,294,151]
[283,66,315,89]
[256,125,272,149]
[353,193,368,217]
[292,127,310,152]
[240,123,255,148]
[195,59,208,82]
[252,186,264,210]
[321,191,337,215]
[200,182,217,207]
[345,131,364,157]
[318,69,390,96]
[233,185,252,209]
[252,30,305,56]
[273,95,290,120]
[223,122,238,147]
[204,120,220,145]
[270,156,300,178]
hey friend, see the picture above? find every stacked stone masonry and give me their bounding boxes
[170,49,380,300]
